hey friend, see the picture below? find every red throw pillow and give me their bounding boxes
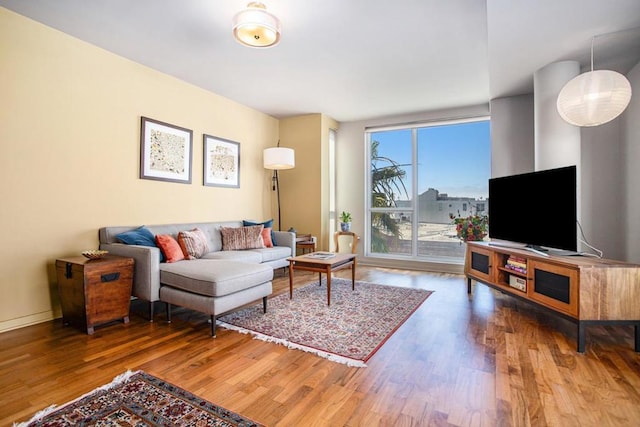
[261,227,274,248]
[155,234,185,263]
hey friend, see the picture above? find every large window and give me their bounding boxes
[366,118,490,262]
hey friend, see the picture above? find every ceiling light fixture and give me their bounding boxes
[232,2,281,48]
[557,35,632,127]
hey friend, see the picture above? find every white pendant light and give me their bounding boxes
[557,37,632,127]
[233,2,281,48]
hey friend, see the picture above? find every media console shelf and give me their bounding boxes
[465,241,640,353]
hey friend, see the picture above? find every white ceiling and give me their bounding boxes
[2,0,640,122]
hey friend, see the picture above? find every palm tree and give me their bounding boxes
[370,140,409,252]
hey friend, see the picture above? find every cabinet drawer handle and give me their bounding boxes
[101,272,120,283]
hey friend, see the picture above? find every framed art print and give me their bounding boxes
[140,117,193,184]
[203,134,240,188]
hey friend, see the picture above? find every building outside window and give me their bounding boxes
[366,118,490,262]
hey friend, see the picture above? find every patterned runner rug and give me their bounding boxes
[218,278,433,367]
[15,370,263,426]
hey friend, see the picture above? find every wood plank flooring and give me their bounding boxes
[2,266,640,426]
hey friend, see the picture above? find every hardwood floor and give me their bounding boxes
[2,266,640,426]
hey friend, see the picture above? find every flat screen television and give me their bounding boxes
[488,165,577,253]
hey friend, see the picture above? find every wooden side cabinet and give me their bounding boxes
[56,255,134,334]
[465,242,640,352]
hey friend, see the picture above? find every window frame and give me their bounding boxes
[364,115,490,261]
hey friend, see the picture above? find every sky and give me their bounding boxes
[371,120,491,200]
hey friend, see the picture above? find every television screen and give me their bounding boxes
[488,165,577,252]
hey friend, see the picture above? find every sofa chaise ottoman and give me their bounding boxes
[160,259,273,337]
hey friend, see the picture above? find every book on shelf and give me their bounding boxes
[306,252,335,259]
[507,255,526,265]
[506,255,527,272]
[506,260,527,269]
[504,264,527,274]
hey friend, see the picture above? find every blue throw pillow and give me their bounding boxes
[115,226,165,262]
[243,219,277,246]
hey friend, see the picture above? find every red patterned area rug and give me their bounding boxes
[15,370,263,427]
[218,278,433,367]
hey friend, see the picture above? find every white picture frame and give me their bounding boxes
[203,134,240,188]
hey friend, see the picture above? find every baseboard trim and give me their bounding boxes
[0,310,55,333]
[359,256,464,274]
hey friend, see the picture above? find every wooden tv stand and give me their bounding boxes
[464,241,640,353]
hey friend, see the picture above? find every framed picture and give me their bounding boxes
[140,117,193,184]
[203,134,240,188]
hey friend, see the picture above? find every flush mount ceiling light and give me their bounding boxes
[557,36,632,127]
[233,2,281,48]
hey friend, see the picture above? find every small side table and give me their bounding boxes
[55,254,134,334]
[296,234,317,254]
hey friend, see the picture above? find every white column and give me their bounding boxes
[533,61,581,171]
[490,94,534,178]
[533,60,582,248]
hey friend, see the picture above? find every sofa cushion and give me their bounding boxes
[115,226,165,262]
[155,234,185,263]
[220,225,265,251]
[201,250,262,263]
[243,219,277,246]
[160,260,273,297]
[248,246,292,262]
[178,228,209,260]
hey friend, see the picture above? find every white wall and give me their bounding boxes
[490,94,534,178]
[581,119,623,260]
[533,61,581,171]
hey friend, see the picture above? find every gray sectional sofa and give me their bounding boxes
[98,221,295,336]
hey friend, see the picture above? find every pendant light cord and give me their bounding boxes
[590,36,594,72]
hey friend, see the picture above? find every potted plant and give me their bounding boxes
[449,210,488,244]
[339,211,352,232]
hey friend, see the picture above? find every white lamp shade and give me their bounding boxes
[557,69,632,127]
[233,2,281,48]
[264,147,295,170]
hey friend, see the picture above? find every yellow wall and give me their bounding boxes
[0,8,279,332]
[279,115,322,239]
[279,114,338,251]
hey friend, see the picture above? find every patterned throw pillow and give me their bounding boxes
[220,225,265,251]
[178,228,210,260]
[243,219,277,246]
[155,234,185,263]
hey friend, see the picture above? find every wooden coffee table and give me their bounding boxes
[288,252,356,305]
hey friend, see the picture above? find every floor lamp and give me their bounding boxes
[264,146,295,231]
